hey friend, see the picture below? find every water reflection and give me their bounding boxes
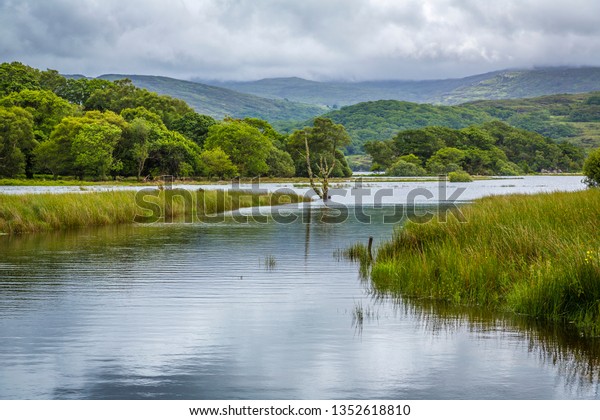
[1,206,600,399]
[364,296,600,398]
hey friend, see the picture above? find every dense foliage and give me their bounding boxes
[583,148,600,187]
[366,121,584,175]
[0,62,346,181]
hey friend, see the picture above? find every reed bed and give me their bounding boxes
[368,189,600,334]
[0,189,310,235]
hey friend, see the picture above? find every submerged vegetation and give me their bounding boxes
[363,189,600,334]
[0,189,309,235]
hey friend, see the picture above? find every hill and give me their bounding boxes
[311,92,600,153]
[97,74,327,122]
[207,67,600,107]
[319,100,492,154]
[463,92,600,150]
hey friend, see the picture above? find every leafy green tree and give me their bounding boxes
[171,112,216,147]
[204,120,273,177]
[72,124,122,179]
[398,154,422,166]
[84,79,192,127]
[39,69,68,94]
[243,117,288,149]
[57,78,113,106]
[426,147,466,174]
[120,107,166,129]
[199,147,238,179]
[0,106,36,178]
[0,89,75,141]
[266,147,296,178]
[34,111,127,178]
[364,140,396,170]
[583,148,600,187]
[392,128,446,162]
[0,62,41,95]
[126,118,152,180]
[146,131,202,178]
[460,126,495,150]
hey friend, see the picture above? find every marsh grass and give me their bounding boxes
[369,189,600,334]
[0,189,310,235]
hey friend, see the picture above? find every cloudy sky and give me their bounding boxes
[1,0,600,81]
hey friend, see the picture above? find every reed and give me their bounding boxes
[0,189,310,235]
[368,189,600,334]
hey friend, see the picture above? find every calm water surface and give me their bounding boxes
[1,177,599,399]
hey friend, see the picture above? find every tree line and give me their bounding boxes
[0,62,351,180]
[365,122,585,176]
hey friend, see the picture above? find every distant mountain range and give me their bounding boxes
[204,67,600,107]
[93,67,600,124]
[97,74,327,122]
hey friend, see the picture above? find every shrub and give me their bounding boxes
[385,159,427,176]
[448,170,473,182]
[583,148,600,187]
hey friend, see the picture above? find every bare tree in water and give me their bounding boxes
[290,117,351,202]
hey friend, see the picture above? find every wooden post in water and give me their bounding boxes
[367,236,373,261]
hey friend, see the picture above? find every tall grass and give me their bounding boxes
[369,189,600,334]
[0,189,310,235]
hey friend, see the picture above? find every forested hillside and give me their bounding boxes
[98,74,326,122]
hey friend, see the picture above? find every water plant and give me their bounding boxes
[365,189,600,334]
[264,254,276,270]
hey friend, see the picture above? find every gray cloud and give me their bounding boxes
[1,0,600,80]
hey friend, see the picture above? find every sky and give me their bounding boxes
[1,0,600,81]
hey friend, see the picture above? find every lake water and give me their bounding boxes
[1,176,600,399]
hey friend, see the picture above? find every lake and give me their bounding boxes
[1,176,599,399]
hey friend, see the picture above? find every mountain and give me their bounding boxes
[97,74,327,122]
[206,67,600,107]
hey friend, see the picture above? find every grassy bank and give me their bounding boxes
[368,189,600,334]
[0,189,310,235]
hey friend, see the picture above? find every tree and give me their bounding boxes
[72,124,122,179]
[0,107,36,178]
[583,148,600,187]
[204,120,273,177]
[120,107,166,129]
[392,128,447,162]
[0,89,75,141]
[0,62,40,96]
[364,140,396,170]
[288,117,351,201]
[146,131,202,178]
[199,147,238,179]
[127,118,152,180]
[426,147,466,174]
[266,147,295,178]
[33,111,127,178]
[171,112,216,147]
